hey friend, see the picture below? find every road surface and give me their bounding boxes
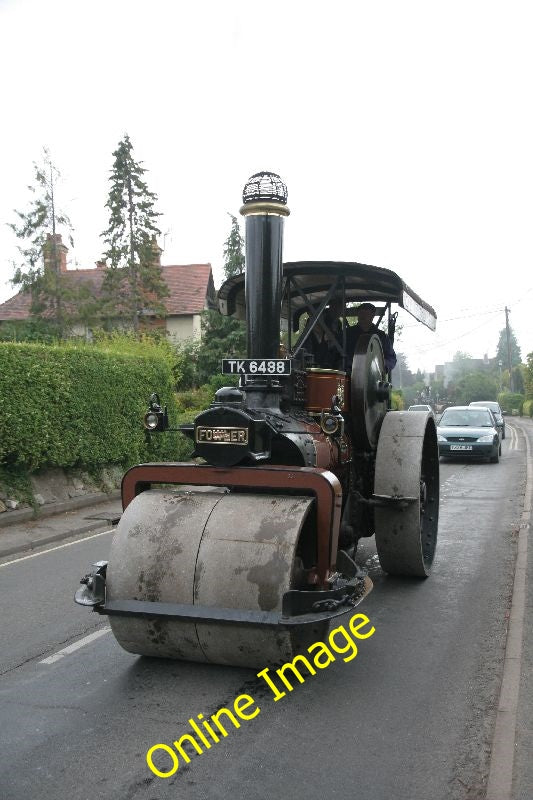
[0,419,529,800]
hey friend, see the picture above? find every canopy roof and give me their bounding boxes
[218,261,437,331]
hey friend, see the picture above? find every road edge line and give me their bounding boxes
[486,420,531,800]
[0,528,114,568]
[40,628,111,665]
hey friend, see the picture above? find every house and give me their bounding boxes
[0,234,217,342]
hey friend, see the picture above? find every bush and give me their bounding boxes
[525,353,533,401]
[206,373,240,393]
[0,318,62,344]
[174,375,241,424]
[522,399,533,418]
[0,341,188,470]
[497,391,525,414]
[90,329,177,368]
[173,337,200,390]
[391,390,404,410]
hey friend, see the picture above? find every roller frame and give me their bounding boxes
[87,481,372,667]
[73,464,373,666]
[121,462,343,588]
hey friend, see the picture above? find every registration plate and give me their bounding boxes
[450,445,473,451]
[221,358,291,375]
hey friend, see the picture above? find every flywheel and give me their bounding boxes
[105,489,332,668]
[351,333,389,451]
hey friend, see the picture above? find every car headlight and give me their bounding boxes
[437,435,447,442]
[477,434,494,442]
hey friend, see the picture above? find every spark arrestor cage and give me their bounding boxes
[242,171,288,204]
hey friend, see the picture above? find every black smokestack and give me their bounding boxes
[240,172,289,359]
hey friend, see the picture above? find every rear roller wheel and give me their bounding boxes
[374,412,439,577]
[106,489,330,668]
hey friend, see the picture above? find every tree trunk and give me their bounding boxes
[49,166,64,337]
[128,175,139,331]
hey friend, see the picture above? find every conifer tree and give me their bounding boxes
[9,148,76,334]
[496,326,521,367]
[222,213,245,278]
[100,135,168,330]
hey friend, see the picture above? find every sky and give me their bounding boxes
[0,0,531,373]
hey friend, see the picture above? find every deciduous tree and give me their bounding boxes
[524,352,533,400]
[391,352,415,388]
[196,310,246,385]
[9,148,76,334]
[454,371,499,405]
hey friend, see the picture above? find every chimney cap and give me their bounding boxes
[243,171,287,205]
[45,232,65,245]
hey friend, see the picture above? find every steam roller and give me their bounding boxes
[75,171,440,668]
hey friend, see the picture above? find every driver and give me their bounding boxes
[309,301,397,372]
[350,303,397,372]
[308,297,346,371]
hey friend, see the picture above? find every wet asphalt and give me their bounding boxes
[0,420,529,800]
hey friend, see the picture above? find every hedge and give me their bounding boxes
[497,391,526,414]
[0,342,191,470]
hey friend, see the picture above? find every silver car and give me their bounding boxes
[408,404,434,417]
[469,401,505,439]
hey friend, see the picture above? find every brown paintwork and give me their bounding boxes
[121,463,342,588]
[305,370,350,413]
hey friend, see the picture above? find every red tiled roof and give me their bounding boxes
[162,264,215,314]
[0,264,214,321]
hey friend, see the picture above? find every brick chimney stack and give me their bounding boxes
[43,233,68,273]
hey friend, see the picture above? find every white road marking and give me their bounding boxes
[40,628,111,664]
[508,423,518,451]
[0,528,114,569]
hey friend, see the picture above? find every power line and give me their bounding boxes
[400,306,503,329]
[510,286,533,306]
[410,313,500,355]
[401,287,532,330]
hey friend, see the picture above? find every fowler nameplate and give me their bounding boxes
[196,426,249,445]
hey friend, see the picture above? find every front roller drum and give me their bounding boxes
[374,411,439,577]
[105,489,332,668]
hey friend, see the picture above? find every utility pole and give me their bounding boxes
[505,306,514,392]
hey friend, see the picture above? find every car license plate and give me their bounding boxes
[450,445,472,451]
